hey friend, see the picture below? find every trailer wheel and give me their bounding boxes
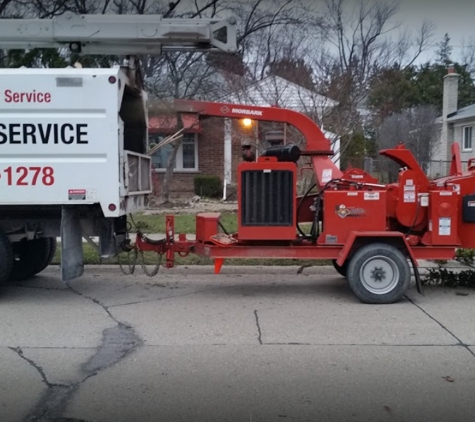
[332,260,348,277]
[0,230,13,284]
[346,243,410,304]
[9,238,53,282]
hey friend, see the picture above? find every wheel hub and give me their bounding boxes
[359,256,399,295]
[371,266,386,282]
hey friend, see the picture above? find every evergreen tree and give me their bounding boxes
[368,61,475,116]
[368,64,417,119]
[3,49,68,68]
[435,33,453,66]
[412,62,475,112]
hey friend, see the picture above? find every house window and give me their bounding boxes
[182,135,196,169]
[149,133,198,171]
[463,126,473,151]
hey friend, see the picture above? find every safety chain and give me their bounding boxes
[139,250,163,277]
[117,246,138,275]
[117,241,164,277]
[115,215,164,277]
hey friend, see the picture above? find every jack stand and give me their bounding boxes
[214,258,224,274]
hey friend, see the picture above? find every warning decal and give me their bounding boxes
[322,169,333,183]
[403,184,416,203]
[439,217,451,236]
[364,192,380,201]
[68,189,86,200]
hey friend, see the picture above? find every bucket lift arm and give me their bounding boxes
[0,12,237,55]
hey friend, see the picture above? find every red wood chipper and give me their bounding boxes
[132,100,475,304]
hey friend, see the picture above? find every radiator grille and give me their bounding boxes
[240,170,293,226]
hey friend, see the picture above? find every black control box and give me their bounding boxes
[463,195,475,222]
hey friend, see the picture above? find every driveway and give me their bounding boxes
[1,265,474,422]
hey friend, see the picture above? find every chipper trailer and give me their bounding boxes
[1,14,475,305]
[125,99,475,304]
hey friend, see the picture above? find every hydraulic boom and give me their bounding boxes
[0,12,237,55]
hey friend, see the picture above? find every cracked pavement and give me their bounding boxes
[1,265,475,422]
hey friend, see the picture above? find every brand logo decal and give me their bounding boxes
[336,204,366,218]
[231,108,263,116]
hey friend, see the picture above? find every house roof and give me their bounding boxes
[436,103,475,124]
[447,103,475,122]
[148,114,200,134]
[220,75,338,113]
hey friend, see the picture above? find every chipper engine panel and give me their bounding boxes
[238,158,297,241]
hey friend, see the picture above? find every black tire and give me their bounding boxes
[0,230,13,284]
[332,259,348,277]
[346,243,411,304]
[9,238,53,282]
[33,238,57,275]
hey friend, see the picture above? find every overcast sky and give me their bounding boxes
[394,0,475,63]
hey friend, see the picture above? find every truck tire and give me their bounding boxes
[332,259,348,277]
[33,238,57,275]
[0,230,13,284]
[9,238,53,282]
[346,243,411,304]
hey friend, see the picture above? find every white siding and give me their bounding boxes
[454,121,475,162]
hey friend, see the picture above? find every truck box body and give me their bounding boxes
[0,67,151,217]
[0,12,236,284]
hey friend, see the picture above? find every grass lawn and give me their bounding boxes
[131,212,238,234]
[52,212,331,266]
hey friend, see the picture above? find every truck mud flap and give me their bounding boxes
[61,206,84,283]
[100,218,115,258]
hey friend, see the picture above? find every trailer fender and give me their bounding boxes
[336,231,417,268]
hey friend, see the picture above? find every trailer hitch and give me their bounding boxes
[132,216,195,272]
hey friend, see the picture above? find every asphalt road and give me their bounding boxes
[1,265,475,422]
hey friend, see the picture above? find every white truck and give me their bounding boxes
[0,12,237,283]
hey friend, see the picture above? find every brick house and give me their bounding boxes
[148,114,248,199]
[432,64,475,177]
[148,75,339,199]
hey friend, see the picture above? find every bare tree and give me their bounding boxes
[144,0,314,202]
[6,0,437,195]
[304,0,434,166]
[313,0,433,98]
[462,37,475,77]
[143,0,232,203]
[376,105,439,180]
[0,0,15,15]
[0,0,17,64]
